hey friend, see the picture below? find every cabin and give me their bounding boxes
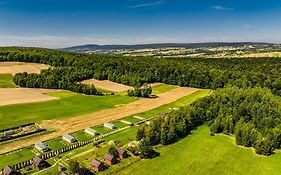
[104,153,117,165]
[85,128,99,136]
[117,148,127,159]
[91,159,104,172]
[33,156,48,170]
[104,122,116,130]
[35,142,48,152]
[3,130,14,136]
[62,134,76,143]
[2,166,19,175]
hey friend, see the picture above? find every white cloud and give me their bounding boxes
[127,1,164,9]
[212,5,234,11]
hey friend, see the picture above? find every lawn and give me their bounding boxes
[152,84,178,95]
[0,148,35,169]
[44,138,70,151]
[0,74,17,88]
[0,91,136,130]
[118,126,281,175]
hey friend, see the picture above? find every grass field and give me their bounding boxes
[0,91,136,130]
[0,74,17,88]
[118,126,281,175]
[152,84,178,95]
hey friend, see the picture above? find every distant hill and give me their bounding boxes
[60,42,275,52]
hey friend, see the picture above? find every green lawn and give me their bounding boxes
[152,84,178,95]
[118,126,281,175]
[0,148,35,169]
[0,91,136,130]
[0,74,17,88]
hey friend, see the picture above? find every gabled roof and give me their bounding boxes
[33,156,44,166]
[3,166,16,175]
[117,148,125,154]
[104,153,114,161]
[35,142,48,150]
[62,134,75,141]
[104,122,115,128]
[91,159,102,167]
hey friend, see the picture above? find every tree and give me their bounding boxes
[139,139,159,159]
[69,160,80,174]
[108,146,118,157]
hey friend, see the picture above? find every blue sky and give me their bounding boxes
[0,0,280,48]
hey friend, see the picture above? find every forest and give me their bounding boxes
[137,87,281,155]
[0,47,281,96]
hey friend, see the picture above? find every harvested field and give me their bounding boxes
[0,88,59,106]
[0,62,48,75]
[82,79,163,92]
[0,87,199,154]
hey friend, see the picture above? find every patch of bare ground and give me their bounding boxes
[82,79,163,92]
[0,87,199,154]
[0,62,48,75]
[0,88,59,106]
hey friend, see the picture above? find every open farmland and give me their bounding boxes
[82,79,133,92]
[0,87,199,154]
[0,62,48,75]
[0,74,17,88]
[118,126,281,175]
[0,88,59,106]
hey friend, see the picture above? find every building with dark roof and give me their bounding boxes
[91,159,104,172]
[117,148,127,159]
[33,156,48,170]
[2,166,19,175]
[104,153,117,165]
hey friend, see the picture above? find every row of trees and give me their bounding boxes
[1,47,281,96]
[137,87,281,156]
[127,85,152,98]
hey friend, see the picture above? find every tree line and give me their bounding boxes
[136,87,281,156]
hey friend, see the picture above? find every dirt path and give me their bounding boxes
[0,88,59,106]
[0,87,199,154]
[0,62,48,75]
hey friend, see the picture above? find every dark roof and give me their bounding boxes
[104,153,114,161]
[33,156,44,166]
[91,159,102,167]
[117,148,125,154]
[3,166,16,175]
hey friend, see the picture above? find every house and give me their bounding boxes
[62,134,76,143]
[3,130,14,136]
[117,148,127,159]
[35,142,49,152]
[85,128,99,136]
[2,166,19,175]
[33,156,48,170]
[91,159,104,172]
[104,122,116,130]
[104,153,117,165]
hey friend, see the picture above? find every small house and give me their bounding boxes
[3,166,19,175]
[85,128,99,136]
[104,153,117,165]
[91,159,104,172]
[117,148,127,159]
[35,142,49,152]
[3,130,14,136]
[62,134,76,143]
[104,122,116,130]
[33,156,48,170]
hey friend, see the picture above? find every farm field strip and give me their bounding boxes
[0,87,199,154]
[0,62,48,75]
[0,74,17,88]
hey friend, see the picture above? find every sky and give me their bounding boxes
[0,0,280,48]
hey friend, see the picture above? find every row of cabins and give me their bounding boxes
[91,148,127,172]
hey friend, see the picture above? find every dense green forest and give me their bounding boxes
[137,87,281,155]
[0,47,281,96]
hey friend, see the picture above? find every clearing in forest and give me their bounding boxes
[0,62,48,75]
[0,88,59,106]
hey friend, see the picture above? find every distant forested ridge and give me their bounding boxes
[137,87,281,155]
[0,47,281,96]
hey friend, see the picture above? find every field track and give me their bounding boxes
[82,79,163,92]
[0,88,59,106]
[0,87,199,154]
[0,62,48,75]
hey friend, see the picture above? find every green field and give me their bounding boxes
[152,84,178,95]
[0,74,17,88]
[118,126,281,175]
[0,91,136,130]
